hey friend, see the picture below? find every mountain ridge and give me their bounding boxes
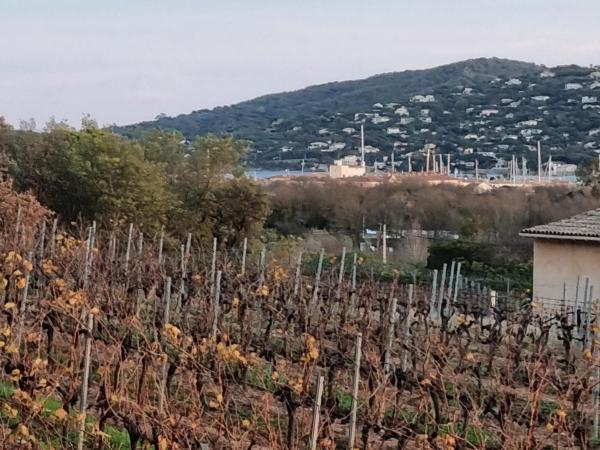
[117,57,600,169]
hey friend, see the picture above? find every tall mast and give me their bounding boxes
[360,124,366,167]
[537,141,542,184]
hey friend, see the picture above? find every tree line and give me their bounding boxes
[266,178,600,264]
[0,117,269,247]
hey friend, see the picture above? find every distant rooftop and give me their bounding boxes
[520,209,600,241]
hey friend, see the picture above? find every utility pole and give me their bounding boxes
[537,141,542,184]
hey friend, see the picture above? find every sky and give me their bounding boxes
[1,0,599,128]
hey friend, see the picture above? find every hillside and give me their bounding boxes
[117,58,600,170]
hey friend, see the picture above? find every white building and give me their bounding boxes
[518,120,539,127]
[394,106,410,116]
[308,142,329,150]
[540,70,555,78]
[481,109,499,117]
[329,160,366,178]
[364,145,380,153]
[565,83,583,90]
[520,209,600,312]
[372,116,391,124]
[410,94,436,103]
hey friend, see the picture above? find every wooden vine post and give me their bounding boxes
[212,270,222,339]
[158,277,172,414]
[210,237,218,296]
[348,333,362,449]
[77,312,94,450]
[240,237,248,275]
[309,375,325,450]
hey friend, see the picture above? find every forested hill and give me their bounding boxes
[116,58,600,169]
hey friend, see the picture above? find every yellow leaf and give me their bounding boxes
[6,343,18,354]
[54,408,68,421]
[242,418,251,430]
[16,277,27,289]
[4,302,16,311]
[158,436,168,450]
[2,404,17,418]
[257,285,269,297]
[5,251,15,263]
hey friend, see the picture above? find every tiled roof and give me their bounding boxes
[520,208,600,241]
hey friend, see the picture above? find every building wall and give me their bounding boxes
[533,238,600,311]
[329,165,366,178]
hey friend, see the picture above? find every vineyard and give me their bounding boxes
[0,207,599,449]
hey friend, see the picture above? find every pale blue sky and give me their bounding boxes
[1,0,599,127]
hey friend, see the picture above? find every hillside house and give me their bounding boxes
[372,116,391,124]
[394,106,410,116]
[565,83,583,90]
[410,94,435,103]
[540,70,555,78]
[505,78,522,86]
[520,209,600,312]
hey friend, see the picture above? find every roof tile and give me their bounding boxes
[520,208,600,240]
